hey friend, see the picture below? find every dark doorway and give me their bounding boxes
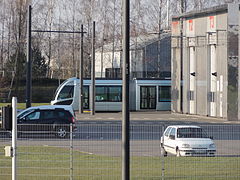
[83,86,89,109]
[140,86,156,109]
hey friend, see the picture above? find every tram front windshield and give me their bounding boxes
[57,85,74,100]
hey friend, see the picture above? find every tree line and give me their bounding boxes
[0,0,234,82]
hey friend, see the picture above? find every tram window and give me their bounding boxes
[57,85,74,100]
[109,86,122,102]
[96,87,108,101]
[95,86,122,102]
[159,86,171,102]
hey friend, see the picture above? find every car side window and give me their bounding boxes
[57,110,71,118]
[25,111,40,120]
[18,109,35,119]
[57,111,65,118]
[41,110,56,120]
[164,127,172,137]
[169,128,176,139]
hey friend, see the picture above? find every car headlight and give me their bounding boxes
[181,144,190,148]
[209,143,215,148]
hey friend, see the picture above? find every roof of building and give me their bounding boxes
[172,4,228,21]
[131,32,171,50]
[96,32,171,52]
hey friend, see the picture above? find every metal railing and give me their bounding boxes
[0,123,240,179]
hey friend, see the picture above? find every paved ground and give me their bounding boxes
[76,111,240,124]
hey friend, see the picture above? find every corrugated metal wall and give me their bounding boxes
[171,4,234,119]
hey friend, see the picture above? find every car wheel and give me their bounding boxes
[176,149,181,157]
[161,147,167,157]
[56,126,69,138]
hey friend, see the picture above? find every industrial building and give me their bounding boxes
[95,33,171,79]
[171,3,239,120]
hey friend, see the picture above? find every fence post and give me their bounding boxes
[161,125,165,180]
[70,123,73,180]
[12,97,17,180]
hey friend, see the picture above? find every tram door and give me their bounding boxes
[140,86,156,109]
[83,86,89,109]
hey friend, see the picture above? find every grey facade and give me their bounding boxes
[171,4,240,121]
[95,34,171,79]
[130,34,171,79]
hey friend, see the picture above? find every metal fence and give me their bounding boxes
[0,123,240,179]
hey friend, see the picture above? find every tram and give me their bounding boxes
[51,77,171,111]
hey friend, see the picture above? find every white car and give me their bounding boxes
[160,125,216,157]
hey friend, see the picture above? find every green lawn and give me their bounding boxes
[0,103,49,110]
[0,146,239,180]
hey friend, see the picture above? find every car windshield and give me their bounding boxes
[177,128,208,138]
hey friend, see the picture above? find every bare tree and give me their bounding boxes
[8,0,31,96]
[1,0,236,82]
[98,0,110,77]
[44,0,55,78]
[0,0,6,73]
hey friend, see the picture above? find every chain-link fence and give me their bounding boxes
[0,123,240,179]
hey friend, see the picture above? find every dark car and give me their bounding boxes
[17,105,76,138]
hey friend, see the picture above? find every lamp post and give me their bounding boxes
[122,0,130,179]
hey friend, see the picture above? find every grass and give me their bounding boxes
[0,103,49,110]
[0,146,239,180]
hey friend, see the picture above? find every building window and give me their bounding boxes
[96,86,122,102]
[159,86,171,102]
[105,68,122,78]
[189,91,194,101]
[209,92,215,102]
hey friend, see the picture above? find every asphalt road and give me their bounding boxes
[1,120,239,156]
[66,120,239,156]
[1,111,240,157]
[1,120,240,141]
[74,120,240,141]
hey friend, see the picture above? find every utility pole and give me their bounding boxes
[112,0,116,73]
[26,5,32,108]
[27,6,87,110]
[167,0,170,29]
[158,0,162,77]
[91,21,96,116]
[79,24,84,114]
[122,0,130,179]
[180,0,185,112]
